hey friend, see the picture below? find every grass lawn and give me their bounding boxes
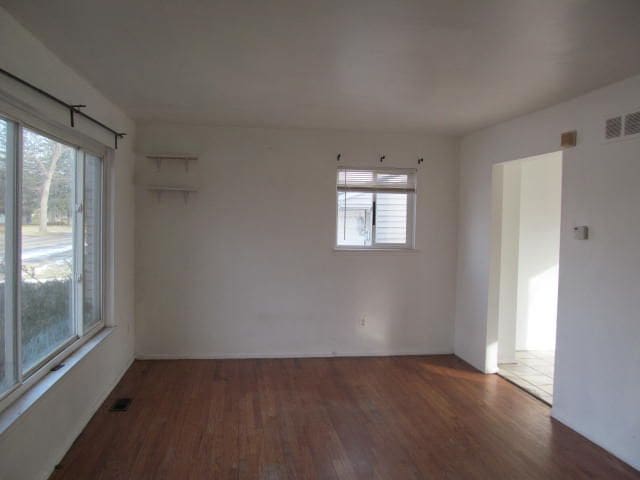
[21,224,72,236]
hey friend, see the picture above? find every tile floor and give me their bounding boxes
[498,350,554,404]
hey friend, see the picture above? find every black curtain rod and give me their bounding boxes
[0,67,126,149]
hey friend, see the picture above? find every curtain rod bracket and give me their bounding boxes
[68,105,86,127]
[114,133,126,149]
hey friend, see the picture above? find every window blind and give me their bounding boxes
[337,167,416,193]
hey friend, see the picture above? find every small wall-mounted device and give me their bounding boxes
[573,225,589,240]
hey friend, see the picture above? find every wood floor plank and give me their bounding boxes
[49,356,639,480]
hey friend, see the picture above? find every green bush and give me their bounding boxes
[0,280,72,369]
[20,279,71,342]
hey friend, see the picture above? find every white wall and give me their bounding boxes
[0,8,135,480]
[496,161,521,363]
[135,124,458,359]
[3,1,638,474]
[455,74,640,469]
[515,153,561,351]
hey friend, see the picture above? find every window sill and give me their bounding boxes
[0,327,114,438]
[333,247,420,253]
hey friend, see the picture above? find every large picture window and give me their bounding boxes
[336,167,416,249]
[0,116,104,402]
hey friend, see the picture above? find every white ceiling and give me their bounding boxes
[3,0,640,134]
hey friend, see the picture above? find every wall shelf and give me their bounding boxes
[145,154,198,172]
[145,185,198,202]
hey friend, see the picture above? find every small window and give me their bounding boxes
[336,167,416,249]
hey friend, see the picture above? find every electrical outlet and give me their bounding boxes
[360,317,366,327]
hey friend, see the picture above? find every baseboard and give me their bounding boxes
[136,349,454,360]
[452,346,486,373]
[450,353,494,374]
[551,410,640,473]
[41,354,135,480]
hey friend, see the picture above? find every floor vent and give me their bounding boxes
[110,398,132,412]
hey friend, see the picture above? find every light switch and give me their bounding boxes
[573,226,589,240]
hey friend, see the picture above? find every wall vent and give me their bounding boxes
[604,110,640,142]
[624,111,640,136]
[605,116,622,139]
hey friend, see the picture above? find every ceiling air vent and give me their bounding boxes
[605,116,622,139]
[624,111,640,136]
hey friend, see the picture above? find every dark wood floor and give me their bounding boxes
[50,356,639,479]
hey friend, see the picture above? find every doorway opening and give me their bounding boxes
[491,151,562,404]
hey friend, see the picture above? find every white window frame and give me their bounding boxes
[0,108,107,414]
[335,166,416,250]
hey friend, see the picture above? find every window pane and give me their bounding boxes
[375,193,408,244]
[0,118,17,395]
[337,191,373,246]
[83,154,101,331]
[21,129,75,371]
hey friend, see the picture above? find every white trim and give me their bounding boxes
[0,110,109,413]
[14,123,23,384]
[333,247,419,253]
[551,410,640,472]
[74,150,84,337]
[21,336,79,380]
[337,186,416,193]
[0,326,107,414]
[102,152,115,328]
[0,91,107,156]
[3,119,19,392]
[335,192,416,250]
[335,166,417,250]
[37,351,134,480]
[0,327,114,436]
[337,165,418,173]
[80,152,105,333]
[136,349,454,360]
